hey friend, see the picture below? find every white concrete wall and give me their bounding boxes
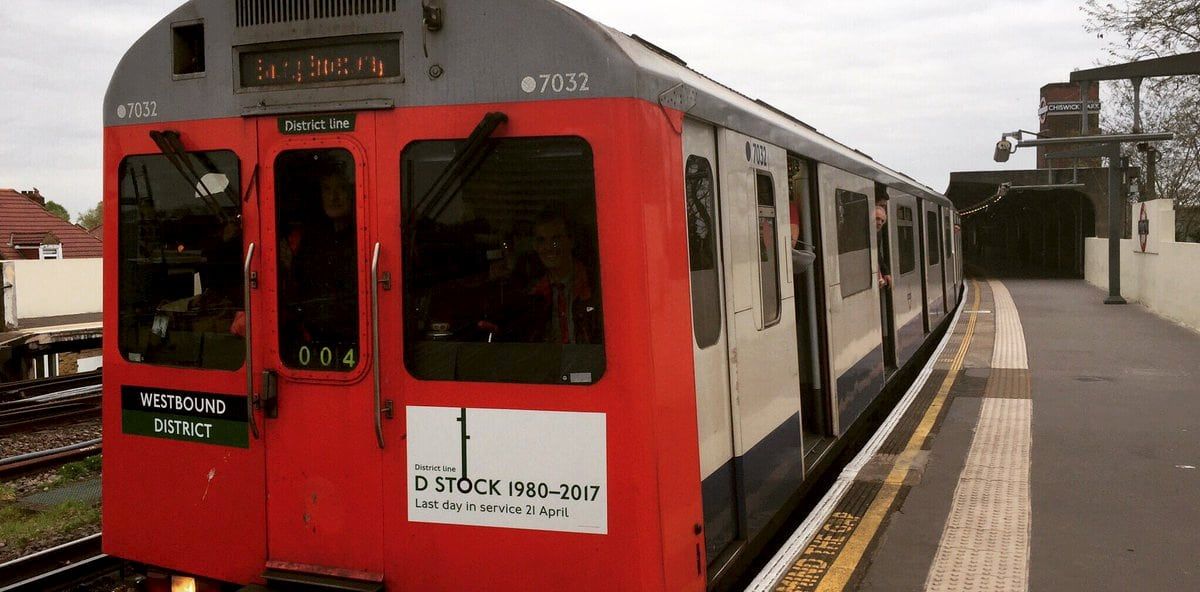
[1085,199,1200,333]
[4,258,103,322]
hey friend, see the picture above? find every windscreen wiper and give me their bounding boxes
[149,129,230,223]
[412,111,508,222]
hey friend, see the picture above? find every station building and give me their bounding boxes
[946,82,1125,278]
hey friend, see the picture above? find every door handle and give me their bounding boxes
[371,242,394,449]
[243,242,259,439]
[261,370,278,419]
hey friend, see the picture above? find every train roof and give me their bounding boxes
[105,0,950,206]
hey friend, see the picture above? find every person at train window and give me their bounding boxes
[277,164,360,366]
[875,202,892,288]
[510,210,602,344]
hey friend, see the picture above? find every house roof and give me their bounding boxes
[0,189,103,259]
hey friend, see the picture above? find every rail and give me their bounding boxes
[0,534,119,592]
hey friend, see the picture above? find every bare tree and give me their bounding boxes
[1084,0,1200,240]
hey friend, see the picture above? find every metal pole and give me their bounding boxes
[1105,142,1127,304]
[1079,81,1090,134]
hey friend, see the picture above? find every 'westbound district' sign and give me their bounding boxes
[121,386,249,448]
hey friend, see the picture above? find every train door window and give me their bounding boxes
[756,173,781,327]
[686,155,721,348]
[117,151,244,370]
[836,189,872,297]
[274,149,360,371]
[401,137,604,385]
[927,210,941,265]
[943,210,954,259]
[897,206,916,274]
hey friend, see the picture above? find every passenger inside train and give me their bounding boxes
[401,137,605,383]
[274,150,360,370]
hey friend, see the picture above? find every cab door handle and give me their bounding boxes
[371,242,394,449]
[243,243,259,439]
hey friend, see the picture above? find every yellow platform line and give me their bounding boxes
[810,280,982,592]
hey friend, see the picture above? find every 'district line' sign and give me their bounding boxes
[277,113,357,135]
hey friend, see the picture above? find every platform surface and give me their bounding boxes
[753,278,1200,592]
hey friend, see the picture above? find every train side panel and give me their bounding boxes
[816,164,884,433]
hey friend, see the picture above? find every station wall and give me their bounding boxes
[3,258,102,325]
[1085,199,1200,333]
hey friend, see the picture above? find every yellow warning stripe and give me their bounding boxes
[808,280,982,592]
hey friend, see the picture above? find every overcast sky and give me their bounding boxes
[0,0,1111,218]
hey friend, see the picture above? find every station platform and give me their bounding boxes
[749,279,1200,592]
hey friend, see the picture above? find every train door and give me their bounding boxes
[922,200,946,325]
[682,119,741,570]
[874,185,897,370]
[255,113,384,577]
[890,195,923,366]
[943,208,957,303]
[788,156,833,455]
[715,129,803,549]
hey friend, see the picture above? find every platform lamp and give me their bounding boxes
[992,130,1043,163]
[992,130,1174,304]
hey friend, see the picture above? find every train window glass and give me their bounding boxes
[686,156,722,348]
[117,151,243,370]
[898,206,916,275]
[756,173,781,326]
[274,149,360,372]
[927,210,941,265]
[836,189,872,297]
[944,211,954,258]
[172,22,205,76]
[401,137,604,385]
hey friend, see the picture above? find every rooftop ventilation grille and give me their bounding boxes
[235,0,398,27]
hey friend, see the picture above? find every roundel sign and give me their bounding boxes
[1038,97,1049,126]
[1138,203,1150,252]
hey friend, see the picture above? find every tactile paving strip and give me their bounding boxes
[989,280,1028,370]
[926,281,1031,592]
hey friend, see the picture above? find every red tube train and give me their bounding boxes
[101,1,962,590]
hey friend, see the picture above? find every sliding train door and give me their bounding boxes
[714,128,802,553]
[682,119,740,569]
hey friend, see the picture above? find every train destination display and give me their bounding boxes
[407,406,608,534]
[239,38,400,88]
[121,386,249,448]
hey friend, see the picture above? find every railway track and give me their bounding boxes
[0,371,101,403]
[0,534,120,592]
[0,440,102,481]
[0,372,102,434]
[0,395,102,434]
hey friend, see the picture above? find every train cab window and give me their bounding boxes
[686,156,721,348]
[274,149,360,372]
[897,206,916,275]
[756,173,781,326]
[401,137,604,385]
[117,151,244,370]
[927,210,941,265]
[836,189,872,297]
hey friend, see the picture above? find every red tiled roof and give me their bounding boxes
[0,189,102,259]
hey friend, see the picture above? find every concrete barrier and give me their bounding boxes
[1085,199,1200,333]
[1,258,102,327]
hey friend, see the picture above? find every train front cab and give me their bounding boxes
[104,96,719,591]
